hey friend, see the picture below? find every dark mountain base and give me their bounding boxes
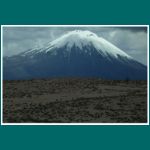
[3,78,147,123]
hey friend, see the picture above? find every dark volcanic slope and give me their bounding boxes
[3,78,147,123]
[3,30,147,80]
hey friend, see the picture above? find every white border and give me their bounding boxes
[1,25,149,126]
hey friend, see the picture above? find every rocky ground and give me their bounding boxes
[3,78,147,123]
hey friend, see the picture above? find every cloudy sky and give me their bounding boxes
[2,26,148,65]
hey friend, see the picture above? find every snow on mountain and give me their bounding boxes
[23,30,132,59]
[3,30,147,80]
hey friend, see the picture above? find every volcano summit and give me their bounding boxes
[3,30,147,80]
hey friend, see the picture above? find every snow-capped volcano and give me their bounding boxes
[3,30,147,80]
[23,30,131,59]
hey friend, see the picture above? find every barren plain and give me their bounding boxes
[3,78,147,123]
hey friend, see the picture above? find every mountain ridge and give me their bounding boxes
[3,30,147,80]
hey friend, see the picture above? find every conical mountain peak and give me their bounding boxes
[25,30,132,59]
[5,30,146,80]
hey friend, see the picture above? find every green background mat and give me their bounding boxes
[0,0,149,149]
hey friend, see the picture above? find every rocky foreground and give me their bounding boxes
[3,78,147,123]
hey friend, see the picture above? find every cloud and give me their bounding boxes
[2,26,148,65]
[117,27,147,32]
[101,29,147,65]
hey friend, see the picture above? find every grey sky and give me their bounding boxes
[3,26,148,65]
